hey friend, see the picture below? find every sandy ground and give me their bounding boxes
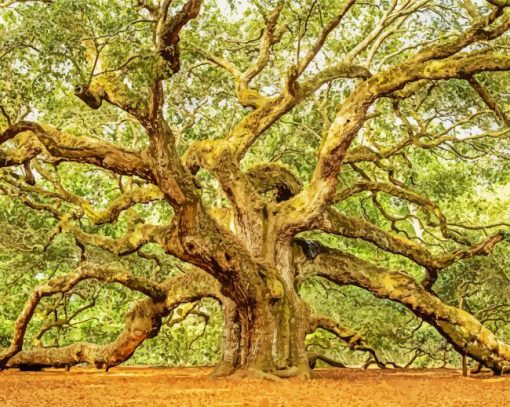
[0,367,508,407]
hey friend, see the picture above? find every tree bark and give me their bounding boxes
[296,240,510,374]
[7,298,163,370]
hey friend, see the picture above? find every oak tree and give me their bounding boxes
[1,0,510,378]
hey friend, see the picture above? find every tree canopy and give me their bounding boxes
[0,0,509,378]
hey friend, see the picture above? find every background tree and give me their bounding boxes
[0,0,509,378]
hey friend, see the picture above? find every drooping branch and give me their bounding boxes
[0,181,63,218]
[7,298,162,370]
[315,208,505,284]
[4,266,224,370]
[0,262,166,368]
[307,314,389,369]
[295,240,510,373]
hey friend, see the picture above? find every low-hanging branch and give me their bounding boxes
[3,265,225,370]
[1,0,510,379]
[295,239,510,374]
[0,262,166,368]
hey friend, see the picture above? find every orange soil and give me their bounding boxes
[0,367,508,406]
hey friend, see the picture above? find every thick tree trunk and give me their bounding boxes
[211,298,241,376]
[272,242,311,377]
[214,289,311,378]
[210,238,311,378]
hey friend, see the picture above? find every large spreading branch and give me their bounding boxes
[0,262,166,368]
[295,240,510,374]
[0,122,153,180]
[5,266,224,370]
[315,208,505,285]
[278,10,510,236]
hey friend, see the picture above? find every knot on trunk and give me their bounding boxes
[266,276,284,301]
[182,236,205,257]
[74,84,104,109]
[294,238,323,260]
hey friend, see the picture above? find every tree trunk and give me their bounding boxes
[272,242,311,377]
[211,298,241,376]
[214,291,311,378]
[210,237,311,378]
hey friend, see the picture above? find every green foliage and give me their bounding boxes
[0,0,509,369]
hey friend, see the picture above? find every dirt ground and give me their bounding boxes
[0,367,509,407]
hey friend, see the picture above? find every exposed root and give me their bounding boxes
[307,352,346,369]
[209,362,236,378]
[226,368,283,381]
[275,365,312,380]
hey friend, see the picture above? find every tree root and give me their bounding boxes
[274,365,312,380]
[209,362,236,378]
[307,352,346,369]
[226,368,283,381]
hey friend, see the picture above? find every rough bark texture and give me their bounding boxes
[1,0,510,378]
[295,241,510,374]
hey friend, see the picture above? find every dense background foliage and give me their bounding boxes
[0,0,509,369]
